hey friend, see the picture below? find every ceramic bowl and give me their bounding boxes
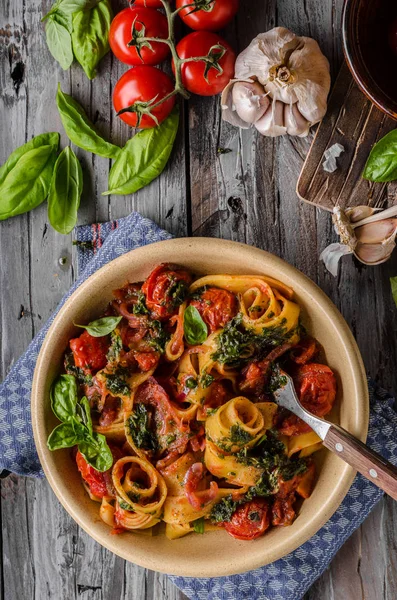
[342,0,397,120]
[32,238,368,577]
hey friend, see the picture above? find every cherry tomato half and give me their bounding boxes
[176,0,239,32]
[175,31,236,96]
[224,498,270,540]
[142,263,192,318]
[190,287,237,332]
[69,330,109,373]
[109,7,169,66]
[134,0,163,7]
[113,66,175,128]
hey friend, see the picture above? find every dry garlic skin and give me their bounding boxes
[224,26,331,135]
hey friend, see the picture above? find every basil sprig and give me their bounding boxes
[183,305,208,345]
[363,130,397,183]
[42,0,110,79]
[72,0,112,80]
[0,133,59,221]
[74,316,122,337]
[57,85,121,159]
[47,374,113,472]
[103,108,180,196]
[48,147,83,234]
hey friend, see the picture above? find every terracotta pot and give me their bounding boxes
[342,0,397,120]
[32,238,368,577]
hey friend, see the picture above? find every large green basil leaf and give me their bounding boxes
[363,130,397,182]
[48,146,83,234]
[71,0,112,80]
[56,85,120,159]
[183,305,208,345]
[50,374,78,422]
[47,422,81,450]
[78,396,93,434]
[45,13,74,69]
[0,145,57,221]
[78,432,113,471]
[103,108,179,196]
[75,315,122,337]
[0,132,59,187]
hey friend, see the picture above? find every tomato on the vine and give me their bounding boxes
[113,66,175,128]
[134,0,163,7]
[176,0,239,32]
[109,7,170,66]
[175,31,236,96]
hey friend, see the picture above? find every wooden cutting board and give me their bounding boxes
[297,61,397,212]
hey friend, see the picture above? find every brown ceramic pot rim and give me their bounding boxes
[31,238,369,577]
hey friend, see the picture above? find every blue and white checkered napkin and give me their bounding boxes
[0,212,396,600]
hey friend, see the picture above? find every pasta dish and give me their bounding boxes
[47,264,336,541]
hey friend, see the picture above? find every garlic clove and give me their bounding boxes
[221,79,253,129]
[284,103,310,137]
[354,243,395,265]
[255,99,286,137]
[345,205,381,223]
[232,81,270,124]
[320,242,353,277]
[355,218,397,244]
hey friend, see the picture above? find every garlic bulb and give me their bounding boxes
[320,206,397,275]
[221,27,331,137]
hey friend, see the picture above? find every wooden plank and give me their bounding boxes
[297,63,397,212]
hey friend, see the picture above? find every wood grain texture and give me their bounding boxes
[297,63,397,212]
[1,0,397,599]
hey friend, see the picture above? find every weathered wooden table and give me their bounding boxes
[1,0,397,598]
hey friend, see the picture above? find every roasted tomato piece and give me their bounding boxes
[271,494,296,526]
[278,413,311,436]
[70,330,110,373]
[76,446,123,498]
[224,498,270,540]
[141,263,192,319]
[135,351,160,372]
[190,287,237,332]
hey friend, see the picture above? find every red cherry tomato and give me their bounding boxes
[113,66,175,128]
[109,7,169,66]
[389,18,397,56]
[134,0,163,7]
[142,263,192,318]
[224,498,270,540]
[76,446,123,498]
[176,0,239,32]
[69,330,110,373]
[175,31,236,96]
[190,287,237,332]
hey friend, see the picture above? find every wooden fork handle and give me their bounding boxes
[322,424,397,501]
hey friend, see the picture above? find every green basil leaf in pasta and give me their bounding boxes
[193,517,205,534]
[56,84,121,159]
[363,130,397,183]
[391,276,397,308]
[183,305,208,345]
[78,432,113,472]
[0,132,59,188]
[50,374,79,422]
[78,396,93,434]
[0,144,57,221]
[47,422,81,450]
[74,315,122,337]
[45,13,74,69]
[48,146,83,234]
[71,0,112,80]
[103,108,179,196]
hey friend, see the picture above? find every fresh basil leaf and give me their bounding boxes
[183,305,208,345]
[0,133,59,188]
[56,85,120,159]
[47,422,80,450]
[103,108,179,196]
[363,130,397,183]
[193,517,205,534]
[78,432,113,471]
[45,13,74,70]
[51,374,79,422]
[0,145,57,221]
[391,277,397,308]
[71,0,112,80]
[48,147,83,234]
[75,315,122,337]
[78,396,93,434]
